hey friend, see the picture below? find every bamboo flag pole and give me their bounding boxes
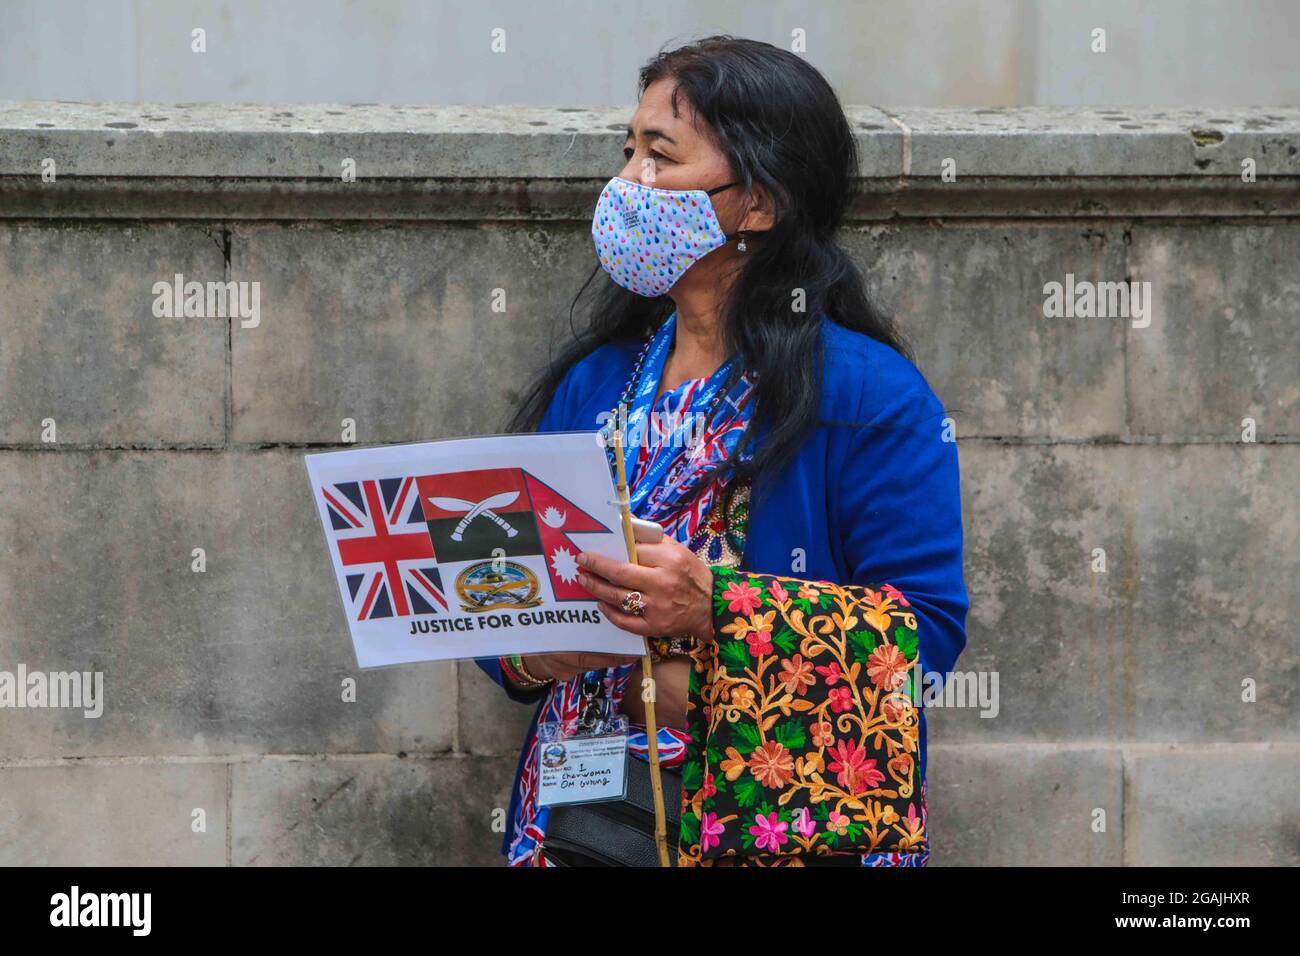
[611,425,671,868]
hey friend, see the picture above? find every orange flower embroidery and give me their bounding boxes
[867,643,909,690]
[748,740,795,788]
[778,654,815,696]
[719,746,747,781]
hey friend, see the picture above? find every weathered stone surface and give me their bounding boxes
[0,761,227,865]
[926,744,1123,865]
[231,754,516,865]
[0,223,226,445]
[0,449,455,759]
[457,660,539,757]
[1124,444,1297,742]
[889,106,1300,177]
[948,442,1298,743]
[2,103,1295,179]
[1125,747,1300,865]
[229,222,590,444]
[1127,224,1300,438]
[851,222,1129,438]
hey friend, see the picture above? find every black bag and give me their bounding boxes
[542,756,865,867]
[541,757,682,867]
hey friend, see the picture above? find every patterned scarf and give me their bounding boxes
[606,312,757,539]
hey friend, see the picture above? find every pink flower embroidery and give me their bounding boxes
[722,580,763,615]
[701,811,726,853]
[815,661,844,685]
[828,685,854,713]
[744,611,776,657]
[882,584,911,607]
[748,811,789,853]
[767,579,790,605]
[792,806,817,838]
[827,740,886,795]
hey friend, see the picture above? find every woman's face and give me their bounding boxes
[618,77,773,283]
[619,78,732,193]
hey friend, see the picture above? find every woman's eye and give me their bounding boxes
[622,147,672,165]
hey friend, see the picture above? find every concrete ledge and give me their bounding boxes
[1,103,1297,219]
[4,174,1299,221]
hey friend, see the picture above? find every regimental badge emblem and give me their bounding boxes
[541,743,568,769]
[454,559,542,612]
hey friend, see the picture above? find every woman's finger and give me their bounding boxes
[578,550,656,589]
[628,539,684,569]
[597,600,655,637]
[577,570,630,607]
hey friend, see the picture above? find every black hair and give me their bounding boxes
[506,34,909,507]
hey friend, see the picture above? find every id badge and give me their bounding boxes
[536,714,629,808]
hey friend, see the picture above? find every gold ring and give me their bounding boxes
[621,590,646,616]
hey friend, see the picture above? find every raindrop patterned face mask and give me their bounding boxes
[591,176,740,297]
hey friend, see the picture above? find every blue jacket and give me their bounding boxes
[477,315,969,856]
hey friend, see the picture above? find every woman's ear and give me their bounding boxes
[739,181,777,233]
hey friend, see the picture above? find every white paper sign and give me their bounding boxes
[304,431,645,668]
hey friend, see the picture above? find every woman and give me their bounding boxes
[477,35,968,866]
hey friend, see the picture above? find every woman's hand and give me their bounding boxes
[577,539,716,642]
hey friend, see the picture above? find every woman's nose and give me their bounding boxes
[620,155,656,186]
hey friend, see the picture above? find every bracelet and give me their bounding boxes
[500,654,552,690]
[649,635,697,663]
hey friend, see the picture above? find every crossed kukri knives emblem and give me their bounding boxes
[427,492,521,542]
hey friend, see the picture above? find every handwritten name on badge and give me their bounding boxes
[536,734,628,807]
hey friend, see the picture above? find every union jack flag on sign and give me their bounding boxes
[321,476,447,620]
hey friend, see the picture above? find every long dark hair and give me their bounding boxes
[507,35,908,506]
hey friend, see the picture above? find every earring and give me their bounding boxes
[738,230,748,253]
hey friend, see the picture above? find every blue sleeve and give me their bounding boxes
[831,385,969,683]
[474,655,552,705]
[536,365,575,433]
[472,368,575,700]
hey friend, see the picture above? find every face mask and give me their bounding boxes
[591,176,741,297]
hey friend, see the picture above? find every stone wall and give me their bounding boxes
[0,103,1296,865]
